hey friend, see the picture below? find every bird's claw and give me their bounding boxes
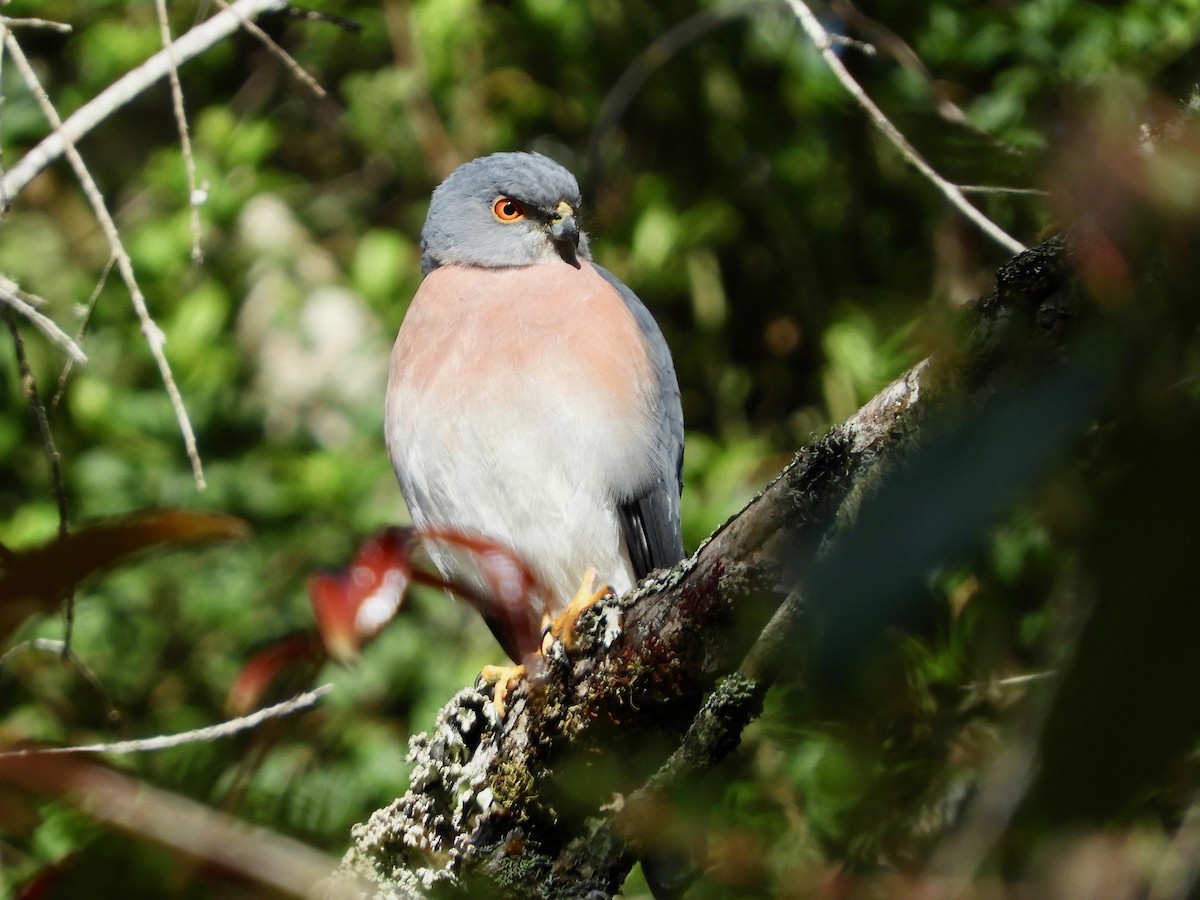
[542,567,615,654]
[482,570,614,716]
[480,663,525,718]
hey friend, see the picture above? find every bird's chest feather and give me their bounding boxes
[386,262,656,513]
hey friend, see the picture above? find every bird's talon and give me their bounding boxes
[547,568,615,652]
[480,663,525,718]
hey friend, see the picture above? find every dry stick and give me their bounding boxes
[829,0,998,146]
[957,184,1049,197]
[52,256,114,408]
[154,0,205,264]
[0,276,88,364]
[782,0,1027,257]
[0,17,72,33]
[4,33,207,488]
[1,0,290,201]
[211,0,328,99]
[0,684,334,757]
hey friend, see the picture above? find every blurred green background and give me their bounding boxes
[3,0,1200,896]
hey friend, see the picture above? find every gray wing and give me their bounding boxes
[593,265,685,578]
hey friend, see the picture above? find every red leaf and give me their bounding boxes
[226,632,324,715]
[309,527,414,661]
[0,509,250,644]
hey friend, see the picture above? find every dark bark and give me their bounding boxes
[327,236,1077,899]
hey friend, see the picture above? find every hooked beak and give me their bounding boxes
[548,201,581,268]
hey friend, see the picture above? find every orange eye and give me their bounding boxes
[492,196,526,222]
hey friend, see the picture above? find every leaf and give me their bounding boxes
[309,527,415,662]
[226,632,324,716]
[0,509,250,644]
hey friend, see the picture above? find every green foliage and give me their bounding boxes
[2,0,1200,896]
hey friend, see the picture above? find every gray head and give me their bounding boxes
[420,152,592,274]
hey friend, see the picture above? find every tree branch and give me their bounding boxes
[329,237,1075,899]
[782,0,1028,256]
[0,0,289,203]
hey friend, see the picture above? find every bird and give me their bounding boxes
[385,150,684,673]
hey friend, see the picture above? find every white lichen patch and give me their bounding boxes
[598,602,623,648]
[339,684,504,896]
[620,554,697,608]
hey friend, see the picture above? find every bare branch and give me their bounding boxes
[0,274,88,363]
[0,0,289,202]
[154,0,205,264]
[782,0,1028,256]
[957,184,1049,197]
[212,0,329,99]
[2,304,69,534]
[0,685,334,758]
[4,32,207,488]
[338,237,1077,897]
[52,256,113,408]
[0,16,72,33]
[0,638,120,723]
[1,296,73,640]
[586,1,774,182]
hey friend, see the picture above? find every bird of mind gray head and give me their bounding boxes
[419,152,592,273]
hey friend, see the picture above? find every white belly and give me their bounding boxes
[385,262,656,613]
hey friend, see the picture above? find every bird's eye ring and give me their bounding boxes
[492,197,526,222]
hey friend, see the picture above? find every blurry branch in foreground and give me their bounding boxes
[0,749,362,899]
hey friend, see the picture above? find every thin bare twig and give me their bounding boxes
[827,31,876,55]
[0,17,72,33]
[52,256,113,408]
[0,638,120,723]
[5,33,207,488]
[586,0,774,182]
[154,0,205,264]
[0,275,88,363]
[1,0,289,201]
[830,1,968,131]
[211,0,327,99]
[2,300,74,639]
[957,184,1049,197]
[0,27,7,213]
[782,0,1027,256]
[0,684,334,758]
[1,306,69,536]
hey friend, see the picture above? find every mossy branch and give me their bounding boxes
[329,237,1075,899]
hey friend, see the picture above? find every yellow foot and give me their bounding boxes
[545,567,615,653]
[480,663,525,718]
